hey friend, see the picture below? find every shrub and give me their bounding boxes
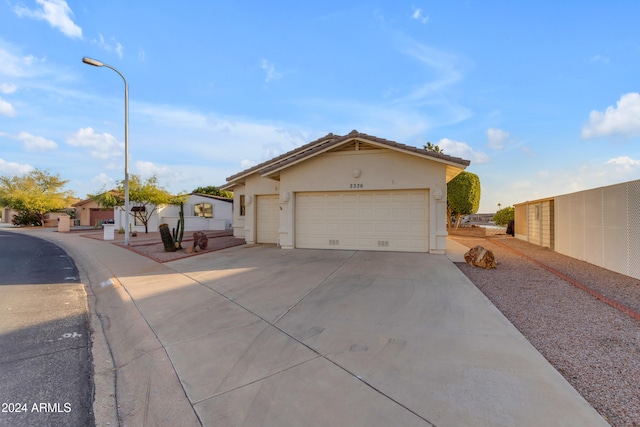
[11,211,43,227]
[493,206,514,226]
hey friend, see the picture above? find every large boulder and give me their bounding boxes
[193,231,209,250]
[464,245,496,269]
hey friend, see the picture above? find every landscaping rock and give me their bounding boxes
[193,231,208,250]
[464,245,497,269]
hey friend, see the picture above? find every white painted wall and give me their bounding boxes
[160,195,233,231]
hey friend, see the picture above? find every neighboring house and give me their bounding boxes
[514,197,555,249]
[221,130,470,254]
[1,206,73,226]
[160,193,233,231]
[514,179,640,280]
[73,197,115,227]
[1,207,18,224]
[111,193,233,233]
[113,203,161,233]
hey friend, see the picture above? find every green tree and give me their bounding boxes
[192,185,233,198]
[0,169,74,226]
[493,206,514,226]
[91,175,186,233]
[447,171,481,228]
[423,142,444,154]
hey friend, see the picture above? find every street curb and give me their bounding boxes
[27,230,200,426]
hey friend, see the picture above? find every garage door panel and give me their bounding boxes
[391,193,408,203]
[375,208,391,219]
[296,190,429,252]
[375,223,391,233]
[409,193,428,203]
[358,222,374,233]
[409,223,427,232]
[326,207,341,218]
[391,223,408,233]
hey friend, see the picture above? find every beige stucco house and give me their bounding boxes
[73,197,114,227]
[221,131,470,254]
[514,197,555,250]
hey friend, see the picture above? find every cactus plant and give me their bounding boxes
[171,202,185,249]
[159,223,177,252]
[160,202,185,251]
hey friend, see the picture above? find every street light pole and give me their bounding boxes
[82,57,130,246]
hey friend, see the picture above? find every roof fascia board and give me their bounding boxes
[224,133,338,185]
[260,135,355,177]
[353,138,471,169]
[260,135,469,178]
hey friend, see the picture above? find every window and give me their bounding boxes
[239,195,246,217]
[131,206,146,226]
[194,203,213,218]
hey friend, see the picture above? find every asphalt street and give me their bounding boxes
[0,230,93,427]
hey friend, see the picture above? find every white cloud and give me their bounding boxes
[14,0,82,39]
[396,41,463,104]
[135,161,178,179]
[0,158,34,175]
[241,159,258,169]
[411,8,429,24]
[589,54,609,64]
[486,128,510,150]
[0,97,16,116]
[66,127,123,159]
[17,131,58,151]
[437,138,490,164]
[605,156,640,172]
[0,46,26,77]
[134,161,208,194]
[482,156,640,212]
[260,59,282,84]
[0,83,17,94]
[91,34,124,59]
[91,173,116,190]
[582,92,640,139]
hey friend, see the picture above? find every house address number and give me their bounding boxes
[349,183,364,189]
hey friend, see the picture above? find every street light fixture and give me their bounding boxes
[82,56,130,246]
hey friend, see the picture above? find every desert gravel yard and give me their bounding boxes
[451,235,640,427]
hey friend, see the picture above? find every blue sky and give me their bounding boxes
[1,1,639,213]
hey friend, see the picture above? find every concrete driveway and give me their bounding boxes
[130,245,607,427]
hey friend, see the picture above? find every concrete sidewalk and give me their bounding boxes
[22,229,608,427]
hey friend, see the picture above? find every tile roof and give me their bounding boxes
[190,193,233,203]
[225,130,470,183]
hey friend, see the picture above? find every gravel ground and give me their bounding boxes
[81,229,246,262]
[452,235,640,427]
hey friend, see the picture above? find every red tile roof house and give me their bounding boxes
[221,131,470,254]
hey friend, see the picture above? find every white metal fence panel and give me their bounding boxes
[555,179,640,280]
[603,183,627,275]
[555,195,571,255]
[628,180,640,279]
[583,187,603,266]
[569,191,586,261]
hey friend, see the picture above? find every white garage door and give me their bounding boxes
[295,190,429,252]
[256,195,280,244]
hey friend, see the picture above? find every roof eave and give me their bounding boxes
[260,133,471,178]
